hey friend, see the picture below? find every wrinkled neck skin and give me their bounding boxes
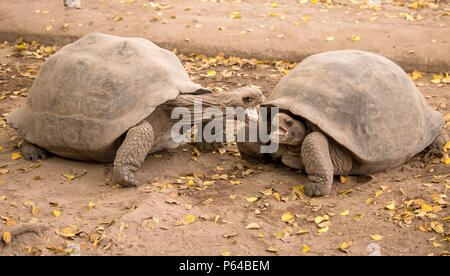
[165,92,245,125]
[167,92,236,111]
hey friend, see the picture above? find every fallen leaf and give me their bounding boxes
[317,226,329,233]
[62,173,76,180]
[220,249,231,256]
[340,210,349,216]
[385,202,396,210]
[246,222,260,229]
[53,210,61,217]
[2,232,11,244]
[11,153,22,160]
[246,197,258,202]
[296,230,309,235]
[273,192,280,201]
[302,245,310,253]
[266,246,278,252]
[338,241,352,252]
[281,212,294,222]
[197,198,213,207]
[207,70,217,77]
[370,235,384,241]
[177,215,196,225]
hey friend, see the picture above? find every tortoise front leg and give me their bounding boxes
[301,131,334,197]
[113,120,154,187]
[22,140,49,162]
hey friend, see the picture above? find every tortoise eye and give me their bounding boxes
[285,121,293,127]
[243,97,253,103]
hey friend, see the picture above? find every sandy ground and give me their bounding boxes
[0,39,449,256]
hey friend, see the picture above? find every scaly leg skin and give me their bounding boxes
[425,128,450,161]
[301,132,334,197]
[21,140,49,162]
[113,121,154,187]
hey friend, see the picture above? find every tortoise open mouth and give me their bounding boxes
[272,127,287,137]
[246,105,260,122]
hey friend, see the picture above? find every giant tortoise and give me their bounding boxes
[7,33,264,187]
[238,50,449,197]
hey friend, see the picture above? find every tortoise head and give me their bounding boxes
[224,86,265,121]
[270,112,306,146]
[225,86,265,109]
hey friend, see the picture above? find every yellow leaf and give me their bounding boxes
[296,230,309,235]
[353,213,365,222]
[246,197,258,202]
[62,173,75,180]
[2,232,11,244]
[229,180,240,185]
[53,210,61,217]
[350,34,360,41]
[385,202,396,210]
[340,210,349,216]
[340,175,348,183]
[281,211,294,222]
[273,192,280,201]
[366,197,374,204]
[0,169,8,174]
[32,206,40,215]
[11,152,22,160]
[338,241,352,251]
[178,215,195,225]
[257,232,265,238]
[266,246,278,252]
[326,36,334,41]
[229,11,241,19]
[370,235,384,241]
[314,215,329,224]
[430,221,444,234]
[420,204,433,212]
[317,226,329,233]
[220,249,231,256]
[443,141,450,152]
[432,241,442,248]
[302,245,310,253]
[292,185,304,195]
[60,229,75,238]
[419,223,430,232]
[246,222,260,229]
[374,190,383,197]
[201,198,214,205]
[207,70,217,77]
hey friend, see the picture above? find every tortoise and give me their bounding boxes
[7,33,264,187]
[238,50,449,197]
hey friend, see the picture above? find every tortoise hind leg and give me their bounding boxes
[22,140,49,162]
[426,128,449,161]
[113,120,154,187]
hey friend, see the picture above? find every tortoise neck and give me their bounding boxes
[167,93,232,111]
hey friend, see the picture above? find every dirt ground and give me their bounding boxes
[0,38,449,256]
